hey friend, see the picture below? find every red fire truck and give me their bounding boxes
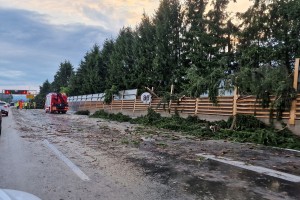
[45,93,68,114]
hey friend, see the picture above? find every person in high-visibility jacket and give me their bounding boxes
[19,101,23,110]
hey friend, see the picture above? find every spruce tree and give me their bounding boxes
[51,61,74,93]
[153,0,183,93]
[132,13,156,89]
[108,27,135,90]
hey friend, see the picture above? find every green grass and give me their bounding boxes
[89,109,300,150]
[90,110,131,122]
[75,110,90,115]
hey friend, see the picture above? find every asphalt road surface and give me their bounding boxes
[0,110,194,200]
[0,108,300,200]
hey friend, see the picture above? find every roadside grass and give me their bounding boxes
[157,142,168,148]
[89,109,300,150]
[74,110,90,115]
[120,138,140,147]
[90,110,131,122]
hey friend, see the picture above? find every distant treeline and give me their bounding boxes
[35,0,300,113]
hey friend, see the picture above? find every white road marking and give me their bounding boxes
[43,140,90,181]
[272,146,300,153]
[196,153,300,183]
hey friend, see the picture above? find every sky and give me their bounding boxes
[0,0,250,94]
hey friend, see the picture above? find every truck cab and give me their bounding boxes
[45,93,68,114]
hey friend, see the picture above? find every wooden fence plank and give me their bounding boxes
[69,93,300,123]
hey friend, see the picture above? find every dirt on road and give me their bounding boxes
[12,108,300,200]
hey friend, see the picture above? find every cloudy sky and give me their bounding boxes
[0,0,250,93]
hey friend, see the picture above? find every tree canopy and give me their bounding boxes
[36,0,300,114]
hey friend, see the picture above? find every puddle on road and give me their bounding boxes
[129,156,300,200]
[12,109,300,199]
[185,160,300,199]
[208,160,300,197]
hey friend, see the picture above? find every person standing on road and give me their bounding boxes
[19,100,23,110]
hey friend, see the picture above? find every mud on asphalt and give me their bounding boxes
[12,108,300,200]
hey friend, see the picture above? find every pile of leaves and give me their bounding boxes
[90,109,300,150]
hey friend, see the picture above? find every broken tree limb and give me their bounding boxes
[145,87,159,98]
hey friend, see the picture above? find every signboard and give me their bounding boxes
[26,94,34,99]
[4,90,28,94]
[141,92,151,104]
[114,89,138,100]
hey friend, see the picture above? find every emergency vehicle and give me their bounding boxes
[45,93,68,114]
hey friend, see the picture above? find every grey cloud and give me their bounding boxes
[81,5,127,31]
[0,8,115,88]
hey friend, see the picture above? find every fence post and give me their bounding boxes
[195,98,199,115]
[103,97,105,110]
[90,94,93,108]
[133,98,136,113]
[169,84,174,111]
[289,58,299,125]
[121,90,125,111]
[95,94,99,108]
[110,97,113,111]
[233,86,238,116]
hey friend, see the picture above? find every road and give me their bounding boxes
[0,109,192,200]
[0,108,300,200]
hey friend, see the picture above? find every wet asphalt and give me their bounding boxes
[0,108,299,200]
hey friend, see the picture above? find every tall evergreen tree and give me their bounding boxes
[107,27,135,90]
[81,45,104,94]
[267,0,300,73]
[205,0,232,67]
[236,0,272,70]
[67,45,102,96]
[34,79,52,108]
[182,0,209,75]
[182,0,233,102]
[51,61,74,93]
[236,0,300,72]
[132,13,156,89]
[101,39,115,89]
[68,69,83,96]
[153,0,183,92]
[234,0,298,118]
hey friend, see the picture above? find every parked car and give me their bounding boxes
[0,189,41,200]
[0,101,9,116]
[0,110,2,135]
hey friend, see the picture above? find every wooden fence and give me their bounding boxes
[68,94,300,123]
